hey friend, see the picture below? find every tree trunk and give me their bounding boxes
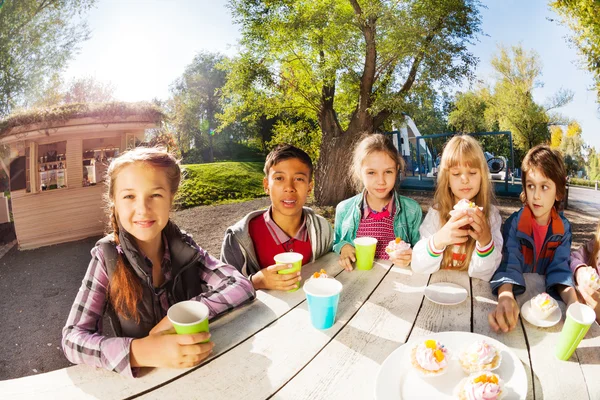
[314,127,363,206]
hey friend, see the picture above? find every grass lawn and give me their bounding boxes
[177,161,266,209]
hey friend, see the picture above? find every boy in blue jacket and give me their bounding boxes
[488,145,578,333]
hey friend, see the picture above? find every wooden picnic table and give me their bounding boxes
[3,252,600,399]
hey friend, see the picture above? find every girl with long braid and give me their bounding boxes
[62,147,255,377]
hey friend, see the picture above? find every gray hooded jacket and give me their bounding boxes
[220,207,333,277]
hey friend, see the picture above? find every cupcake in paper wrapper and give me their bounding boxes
[385,237,411,257]
[456,372,504,400]
[449,198,483,217]
[459,340,502,374]
[410,339,449,377]
[530,292,558,320]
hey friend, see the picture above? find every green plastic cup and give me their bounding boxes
[167,301,210,343]
[354,237,378,270]
[555,303,596,360]
[274,252,304,292]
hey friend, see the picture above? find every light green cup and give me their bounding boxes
[555,303,596,360]
[274,252,303,292]
[167,301,210,343]
[354,237,378,270]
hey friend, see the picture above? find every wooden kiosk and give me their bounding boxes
[0,103,162,249]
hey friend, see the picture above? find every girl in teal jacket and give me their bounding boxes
[333,133,422,271]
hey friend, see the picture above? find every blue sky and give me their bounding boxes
[65,0,600,150]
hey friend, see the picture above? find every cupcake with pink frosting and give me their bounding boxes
[457,372,503,400]
[410,339,449,377]
[459,340,502,374]
[385,237,411,258]
[530,292,558,320]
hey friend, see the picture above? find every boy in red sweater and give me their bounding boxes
[221,144,333,291]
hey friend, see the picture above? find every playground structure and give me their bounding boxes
[387,115,521,197]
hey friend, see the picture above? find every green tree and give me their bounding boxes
[169,52,228,162]
[485,45,572,152]
[587,147,600,181]
[448,90,489,134]
[550,1,600,101]
[0,0,96,116]
[224,0,483,205]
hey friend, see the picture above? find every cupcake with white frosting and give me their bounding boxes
[410,339,449,377]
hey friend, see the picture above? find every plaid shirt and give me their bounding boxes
[62,234,255,378]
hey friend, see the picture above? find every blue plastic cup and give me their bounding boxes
[303,278,343,330]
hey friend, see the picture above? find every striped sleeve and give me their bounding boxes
[187,237,256,318]
[61,247,137,378]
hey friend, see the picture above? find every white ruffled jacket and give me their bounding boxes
[411,205,503,281]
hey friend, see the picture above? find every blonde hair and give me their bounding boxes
[351,133,405,192]
[104,146,181,321]
[434,135,494,270]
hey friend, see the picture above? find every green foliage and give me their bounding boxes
[267,119,322,162]
[180,138,265,164]
[168,51,228,161]
[570,177,599,187]
[223,0,483,143]
[176,162,266,209]
[448,45,573,162]
[550,0,600,102]
[0,0,96,117]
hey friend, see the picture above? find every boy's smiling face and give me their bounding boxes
[524,167,558,225]
[264,158,313,220]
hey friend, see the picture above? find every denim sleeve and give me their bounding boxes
[545,223,574,293]
[490,214,526,296]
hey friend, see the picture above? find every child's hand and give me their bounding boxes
[149,316,173,335]
[131,329,214,369]
[389,249,412,268]
[252,264,301,291]
[467,208,492,247]
[339,244,356,271]
[433,210,471,248]
[488,292,519,333]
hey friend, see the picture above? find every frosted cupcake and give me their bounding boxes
[457,372,503,400]
[530,293,558,320]
[411,339,449,377]
[450,198,483,217]
[579,267,600,291]
[312,269,329,279]
[459,340,502,374]
[385,237,411,257]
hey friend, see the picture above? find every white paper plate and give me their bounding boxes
[521,299,562,328]
[375,332,528,400]
[424,282,468,305]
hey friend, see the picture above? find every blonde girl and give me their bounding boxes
[333,133,422,271]
[411,135,502,280]
[62,147,254,377]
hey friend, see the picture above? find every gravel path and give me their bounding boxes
[0,193,596,380]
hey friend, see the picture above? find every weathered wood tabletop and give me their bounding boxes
[4,252,600,399]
